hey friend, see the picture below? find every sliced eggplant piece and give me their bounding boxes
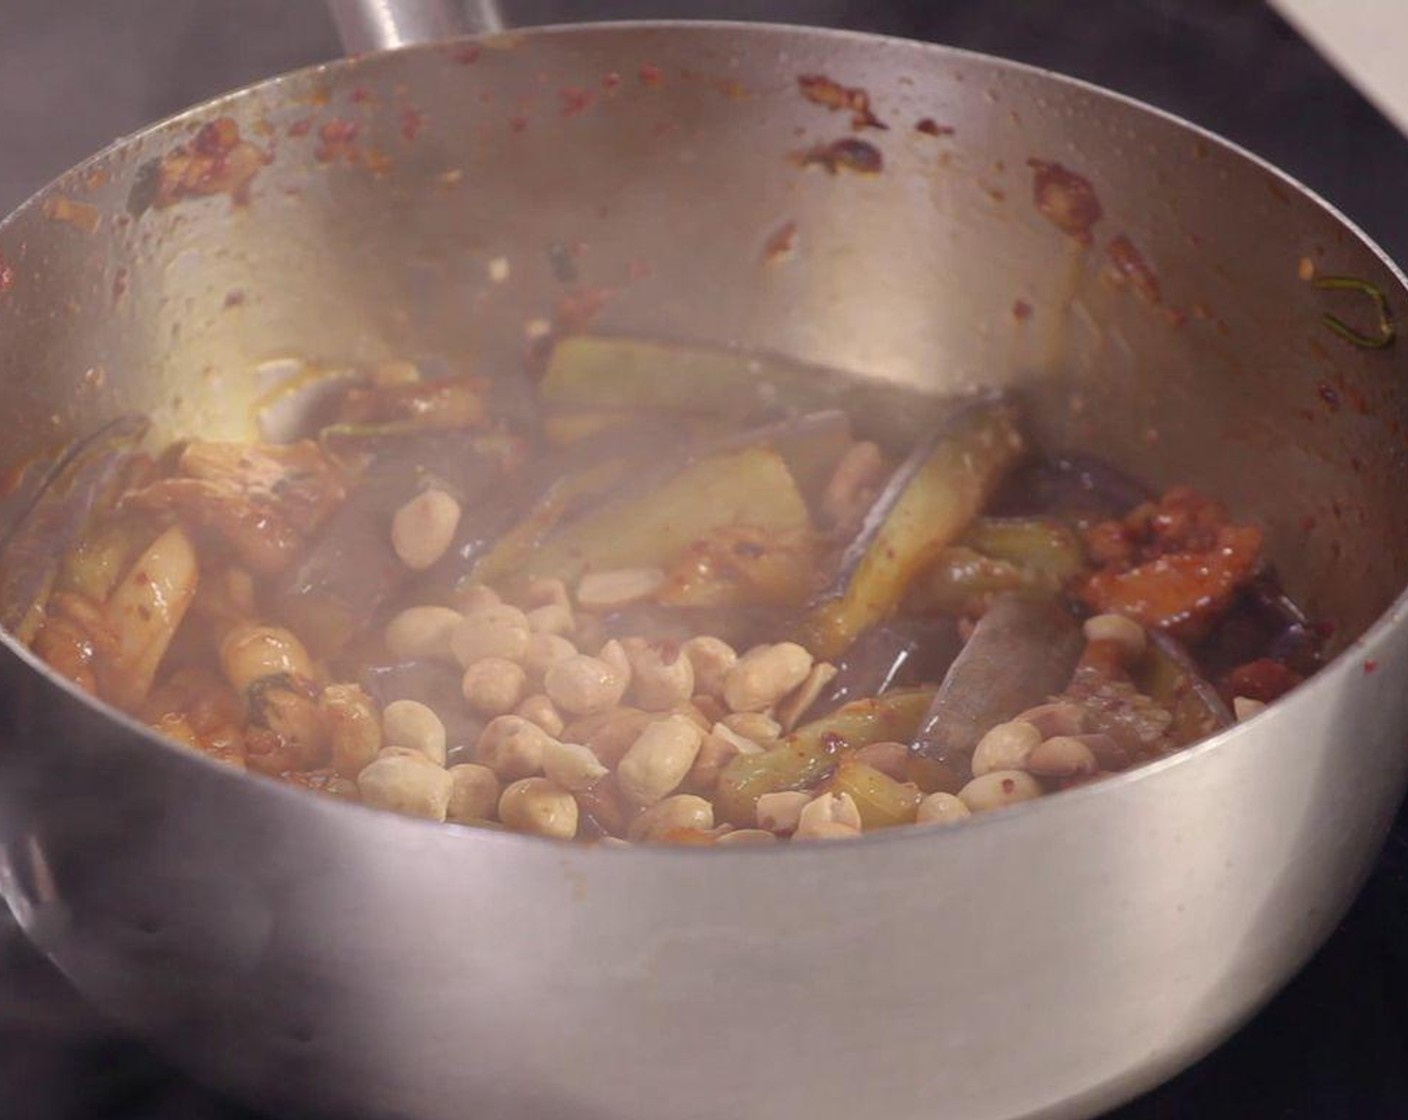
[468,455,640,590]
[827,760,923,830]
[0,414,150,640]
[333,430,514,516]
[805,617,962,719]
[525,445,813,586]
[540,334,947,444]
[471,409,849,601]
[712,409,853,506]
[428,418,694,595]
[962,517,1087,579]
[274,433,509,656]
[715,687,933,827]
[990,453,1149,524]
[906,519,1085,616]
[910,594,1083,779]
[1139,630,1234,745]
[274,504,404,657]
[795,397,1025,660]
[1193,569,1325,682]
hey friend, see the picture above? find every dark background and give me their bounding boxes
[1,2,1406,1118]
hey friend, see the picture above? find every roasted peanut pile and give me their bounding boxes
[200,521,1256,845]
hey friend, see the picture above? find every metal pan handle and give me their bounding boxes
[326,0,506,54]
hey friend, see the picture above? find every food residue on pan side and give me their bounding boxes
[43,196,103,235]
[792,138,884,176]
[1027,159,1102,245]
[154,117,269,208]
[797,74,887,131]
[315,119,360,164]
[560,87,596,117]
[1309,275,1397,350]
[1104,235,1162,305]
[915,118,955,137]
[763,221,798,263]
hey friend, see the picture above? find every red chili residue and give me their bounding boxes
[1364,659,1379,674]
[1105,234,1162,305]
[315,119,360,163]
[0,251,13,294]
[1221,658,1302,704]
[560,86,595,117]
[1012,299,1033,322]
[350,86,374,104]
[454,44,482,65]
[43,195,102,234]
[287,117,314,138]
[510,114,529,134]
[797,74,887,131]
[111,266,128,302]
[362,146,393,176]
[763,220,798,263]
[1317,382,1341,412]
[1028,159,1102,245]
[224,289,246,308]
[401,108,426,141]
[710,78,749,101]
[793,137,883,176]
[603,72,622,90]
[639,64,665,87]
[915,117,954,137]
[155,117,269,208]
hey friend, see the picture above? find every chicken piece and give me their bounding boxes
[98,524,201,710]
[30,591,115,696]
[124,440,346,576]
[142,667,247,768]
[1078,486,1262,641]
[243,676,329,776]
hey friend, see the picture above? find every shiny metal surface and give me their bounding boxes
[328,0,502,52]
[1,21,1407,1120]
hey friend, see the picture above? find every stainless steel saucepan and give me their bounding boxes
[1,3,1407,1119]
